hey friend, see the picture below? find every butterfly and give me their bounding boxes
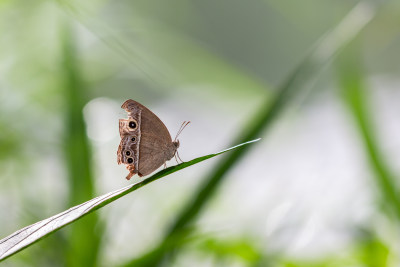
[117,99,189,180]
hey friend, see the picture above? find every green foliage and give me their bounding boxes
[121,2,379,266]
[1,0,399,266]
[61,21,102,267]
[337,42,400,221]
[197,237,263,264]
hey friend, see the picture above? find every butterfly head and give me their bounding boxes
[173,140,180,149]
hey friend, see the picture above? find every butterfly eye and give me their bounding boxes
[131,137,136,142]
[126,151,131,156]
[129,121,137,129]
[127,158,133,163]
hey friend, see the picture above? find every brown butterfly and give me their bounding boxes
[117,99,189,180]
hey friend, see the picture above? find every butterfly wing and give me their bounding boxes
[117,104,141,179]
[121,99,177,177]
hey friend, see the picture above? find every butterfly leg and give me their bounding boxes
[126,165,136,180]
[174,154,180,164]
[164,162,167,169]
[176,150,184,164]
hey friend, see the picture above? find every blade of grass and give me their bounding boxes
[61,22,101,267]
[122,2,378,266]
[0,139,260,262]
[337,42,400,220]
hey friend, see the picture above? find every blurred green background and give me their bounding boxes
[1,0,400,266]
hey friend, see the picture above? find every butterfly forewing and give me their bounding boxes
[137,106,177,176]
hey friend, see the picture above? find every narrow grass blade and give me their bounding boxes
[0,139,260,262]
[61,21,101,267]
[337,43,400,220]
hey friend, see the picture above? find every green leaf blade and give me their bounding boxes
[0,139,260,262]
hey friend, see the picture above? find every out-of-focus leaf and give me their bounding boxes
[337,41,400,220]
[356,230,389,267]
[198,237,263,263]
[61,21,101,267]
[0,139,260,262]
[280,230,390,267]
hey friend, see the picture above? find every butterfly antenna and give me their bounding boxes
[174,121,191,142]
[174,121,186,141]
